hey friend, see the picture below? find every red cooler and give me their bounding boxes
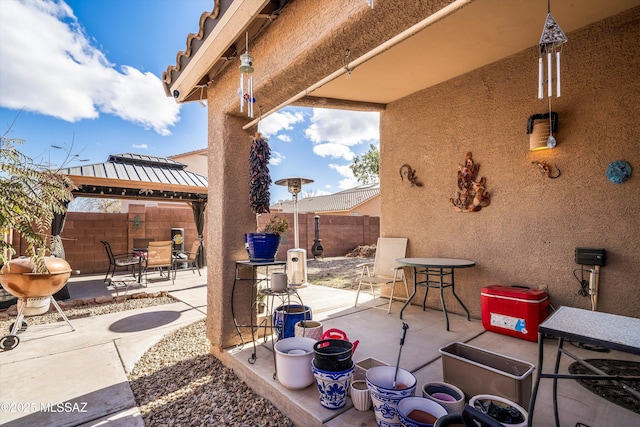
[481,285,549,342]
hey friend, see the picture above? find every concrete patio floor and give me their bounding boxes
[1,268,638,426]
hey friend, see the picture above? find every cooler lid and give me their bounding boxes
[481,285,548,301]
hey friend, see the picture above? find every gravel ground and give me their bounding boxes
[129,320,294,426]
[0,293,175,332]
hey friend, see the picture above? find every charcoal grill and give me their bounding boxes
[0,257,75,351]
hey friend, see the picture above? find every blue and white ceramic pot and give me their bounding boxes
[312,359,354,409]
[366,366,417,427]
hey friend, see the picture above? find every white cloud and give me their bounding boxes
[0,0,180,136]
[305,109,379,146]
[329,163,359,190]
[132,143,148,149]
[259,110,304,136]
[277,134,291,142]
[313,143,355,161]
[269,151,285,166]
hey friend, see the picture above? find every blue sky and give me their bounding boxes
[0,0,379,204]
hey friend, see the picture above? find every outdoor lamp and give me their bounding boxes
[527,112,558,151]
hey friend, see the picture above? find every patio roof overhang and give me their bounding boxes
[164,0,640,123]
[60,153,208,203]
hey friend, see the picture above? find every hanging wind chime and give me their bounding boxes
[536,1,567,149]
[537,1,567,100]
[238,32,255,118]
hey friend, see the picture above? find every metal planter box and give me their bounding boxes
[439,342,534,407]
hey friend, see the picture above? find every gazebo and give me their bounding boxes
[58,153,208,266]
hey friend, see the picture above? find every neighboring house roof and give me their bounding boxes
[60,153,208,202]
[271,183,379,214]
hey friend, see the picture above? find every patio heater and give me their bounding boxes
[275,177,313,287]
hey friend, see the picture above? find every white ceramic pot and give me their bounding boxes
[270,272,287,291]
[274,337,316,390]
[18,296,51,316]
[350,380,372,411]
[468,394,528,427]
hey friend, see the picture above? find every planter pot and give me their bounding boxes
[313,339,353,372]
[422,381,466,415]
[366,365,417,427]
[439,342,534,407]
[312,359,354,409]
[468,394,528,427]
[350,380,372,411]
[273,304,312,339]
[245,233,280,262]
[397,396,448,427]
[274,337,316,390]
[17,297,51,316]
[295,320,323,341]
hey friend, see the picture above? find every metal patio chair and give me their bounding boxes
[101,240,140,283]
[354,237,409,313]
[145,240,175,284]
[173,238,202,276]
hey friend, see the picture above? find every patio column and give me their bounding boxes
[206,112,256,354]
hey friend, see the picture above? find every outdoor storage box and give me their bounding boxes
[439,342,534,407]
[481,285,549,342]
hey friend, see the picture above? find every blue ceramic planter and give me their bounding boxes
[274,304,312,339]
[245,233,280,262]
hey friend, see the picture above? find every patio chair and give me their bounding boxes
[173,238,202,276]
[145,240,175,284]
[354,237,409,313]
[101,240,140,283]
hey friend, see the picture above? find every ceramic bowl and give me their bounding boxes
[366,366,417,427]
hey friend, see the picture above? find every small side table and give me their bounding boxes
[231,260,286,363]
[527,306,640,427]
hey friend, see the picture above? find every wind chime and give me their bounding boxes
[536,1,567,150]
[238,32,255,118]
[537,1,567,100]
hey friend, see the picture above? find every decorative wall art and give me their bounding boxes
[399,164,423,187]
[532,160,561,179]
[450,152,491,213]
[606,160,632,184]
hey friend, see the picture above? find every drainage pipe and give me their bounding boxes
[243,0,475,130]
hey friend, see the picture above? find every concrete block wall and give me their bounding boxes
[256,213,380,259]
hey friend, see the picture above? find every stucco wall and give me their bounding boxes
[381,8,640,318]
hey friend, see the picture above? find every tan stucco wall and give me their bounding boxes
[170,151,208,177]
[203,2,639,352]
[381,8,640,318]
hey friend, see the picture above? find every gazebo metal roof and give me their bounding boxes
[60,153,208,202]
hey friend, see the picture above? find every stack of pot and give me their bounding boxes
[311,329,358,409]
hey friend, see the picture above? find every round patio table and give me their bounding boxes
[396,258,474,331]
